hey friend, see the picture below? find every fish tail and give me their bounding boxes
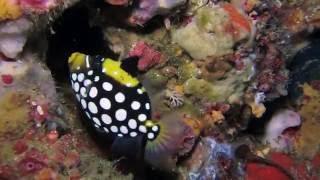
[144,113,197,171]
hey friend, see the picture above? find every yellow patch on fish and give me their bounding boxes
[68,52,87,71]
[102,58,139,87]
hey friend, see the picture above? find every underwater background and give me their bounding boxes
[1,0,320,179]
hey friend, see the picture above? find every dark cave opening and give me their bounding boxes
[45,1,117,83]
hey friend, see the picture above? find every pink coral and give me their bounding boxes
[17,148,49,175]
[25,148,49,164]
[18,158,47,175]
[14,140,28,154]
[128,41,162,71]
[19,0,59,13]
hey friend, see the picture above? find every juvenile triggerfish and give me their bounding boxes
[67,52,188,169]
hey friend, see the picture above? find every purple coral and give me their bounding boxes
[263,110,301,150]
[128,0,186,26]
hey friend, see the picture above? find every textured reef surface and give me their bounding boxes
[0,0,320,179]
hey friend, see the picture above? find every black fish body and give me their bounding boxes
[68,52,194,170]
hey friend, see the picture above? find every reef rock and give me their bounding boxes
[172,4,252,59]
[128,0,187,25]
[0,18,32,59]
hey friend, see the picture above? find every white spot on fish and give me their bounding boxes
[147,132,155,139]
[118,134,123,137]
[78,73,85,82]
[103,127,109,133]
[115,109,127,121]
[138,125,147,133]
[130,132,137,137]
[131,101,140,110]
[88,102,98,114]
[128,119,137,129]
[102,82,113,91]
[145,103,150,110]
[76,94,80,101]
[93,117,101,126]
[101,114,112,124]
[100,98,111,110]
[85,111,91,118]
[81,99,87,109]
[89,87,98,98]
[111,126,118,133]
[85,55,90,68]
[88,70,93,76]
[138,114,147,122]
[94,76,100,82]
[115,92,125,103]
[84,79,92,87]
[72,73,77,81]
[152,125,159,132]
[120,126,128,134]
[80,87,87,97]
[73,82,80,92]
[137,88,143,94]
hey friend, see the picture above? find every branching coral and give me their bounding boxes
[164,89,184,108]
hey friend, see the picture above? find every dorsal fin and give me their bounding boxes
[120,56,140,77]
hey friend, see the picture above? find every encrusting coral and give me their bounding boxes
[0,0,22,21]
[295,84,320,158]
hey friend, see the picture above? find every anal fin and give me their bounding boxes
[111,135,146,160]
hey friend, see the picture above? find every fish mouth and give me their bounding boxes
[68,52,87,72]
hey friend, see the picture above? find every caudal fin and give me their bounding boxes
[144,113,197,171]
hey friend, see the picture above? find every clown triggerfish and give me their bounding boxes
[68,52,192,170]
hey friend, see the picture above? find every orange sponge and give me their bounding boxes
[0,0,22,22]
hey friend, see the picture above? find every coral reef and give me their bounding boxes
[1,0,320,179]
[179,137,236,180]
[172,2,253,59]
